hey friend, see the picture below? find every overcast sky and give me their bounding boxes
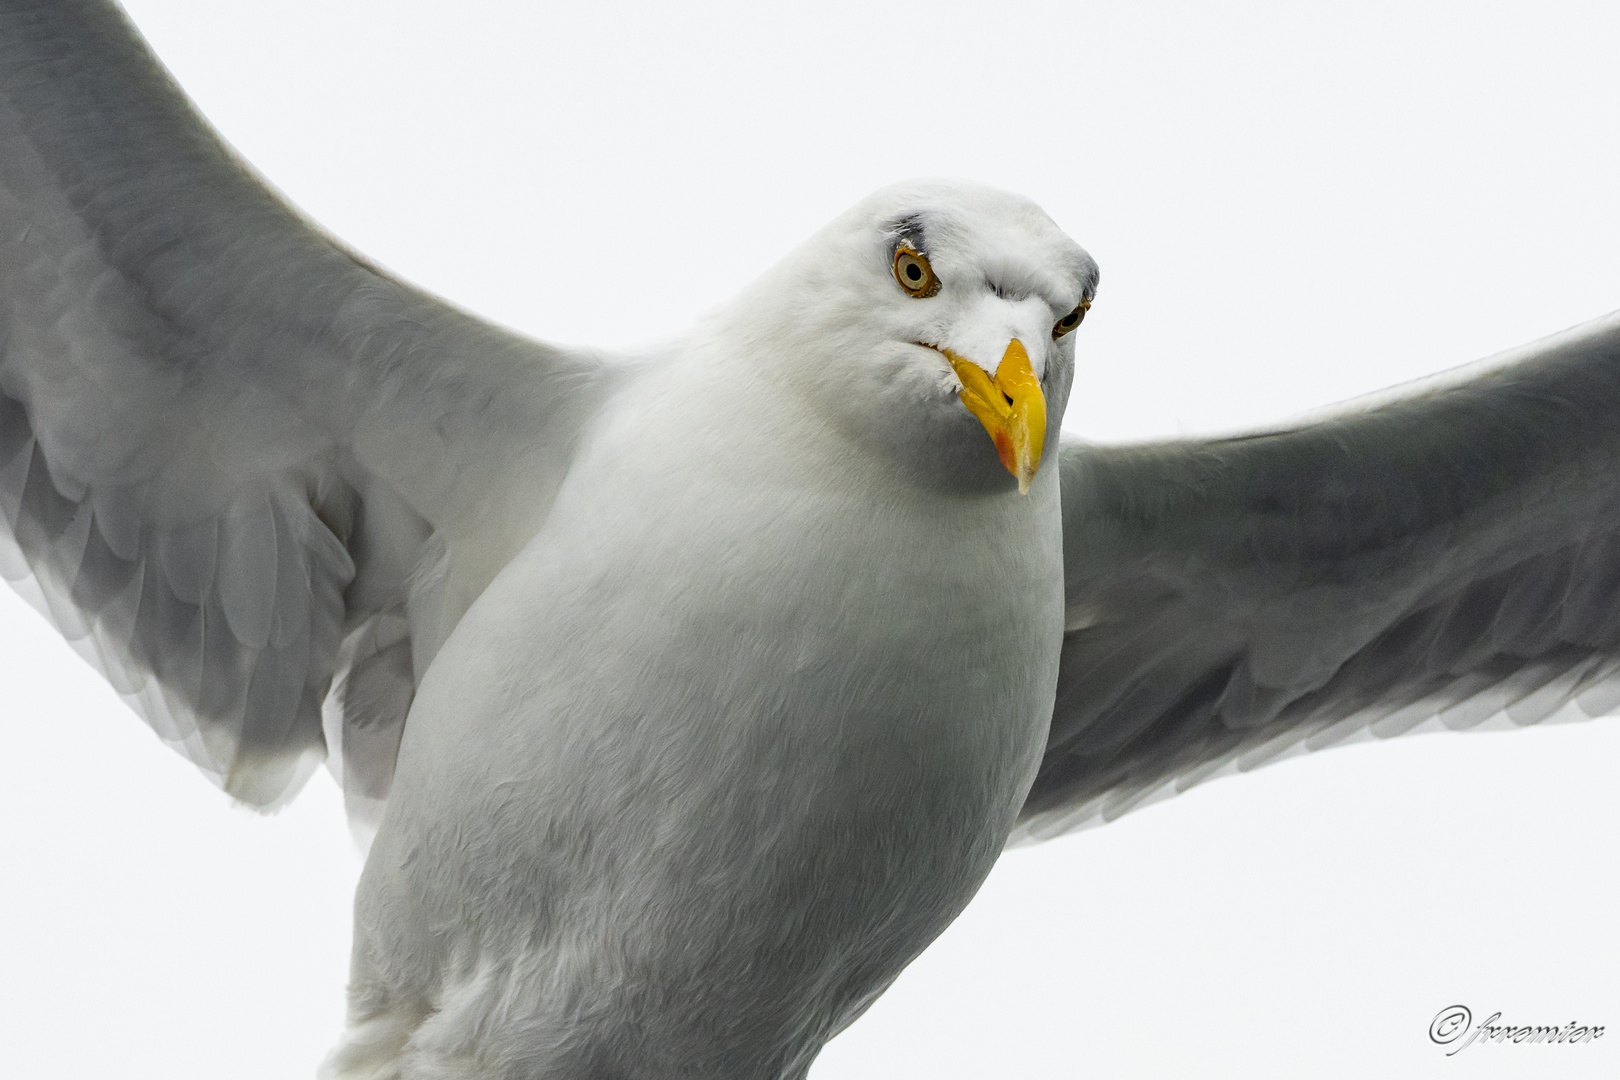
[3,2,1618,1078]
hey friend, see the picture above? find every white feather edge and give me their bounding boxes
[1008,657,1620,846]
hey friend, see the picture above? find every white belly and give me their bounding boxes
[333,417,1065,1079]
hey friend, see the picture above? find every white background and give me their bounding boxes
[2,1,1618,1077]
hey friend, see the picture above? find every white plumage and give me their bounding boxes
[3,4,1619,1079]
[320,182,1093,1076]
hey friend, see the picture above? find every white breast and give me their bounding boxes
[334,345,1066,1077]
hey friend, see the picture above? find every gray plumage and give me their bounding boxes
[1022,316,1620,837]
[3,2,1617,1077]
[1,0,613,823]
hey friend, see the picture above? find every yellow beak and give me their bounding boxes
[943,339,1047,494]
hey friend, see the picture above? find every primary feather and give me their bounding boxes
[1020,313,1620,839]
[0,0,616,823]
[2,2,1617,1077]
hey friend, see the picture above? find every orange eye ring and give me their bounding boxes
[1052,299,1090,339]
[893,246,940,298]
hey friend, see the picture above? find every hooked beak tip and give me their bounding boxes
[944,340,1047,491]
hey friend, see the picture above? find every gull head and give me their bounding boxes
[723,179,1099,496]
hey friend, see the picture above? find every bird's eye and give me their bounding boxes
[893,247,940,298]
[1052,300,1091,339]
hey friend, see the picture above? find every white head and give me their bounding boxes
[719,179,1099,497]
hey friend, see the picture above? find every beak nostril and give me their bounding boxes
[937,340,1047,493]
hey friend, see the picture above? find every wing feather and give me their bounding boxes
[0,0,620,813]
[1019,310,1620,841]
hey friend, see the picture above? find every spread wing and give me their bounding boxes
[0,0,618,817]
[1017,310,1620,840]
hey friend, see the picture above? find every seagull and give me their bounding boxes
[4,3,1618,1078]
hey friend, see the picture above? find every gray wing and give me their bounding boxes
[1016,310,1620,840]
[0,0,616,815]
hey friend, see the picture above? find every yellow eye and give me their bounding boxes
[893,246,940,298]
[1052,300,1090,339]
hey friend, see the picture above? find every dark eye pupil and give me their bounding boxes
[906,264,922,281]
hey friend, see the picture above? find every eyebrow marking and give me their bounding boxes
[885,213,929,254]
